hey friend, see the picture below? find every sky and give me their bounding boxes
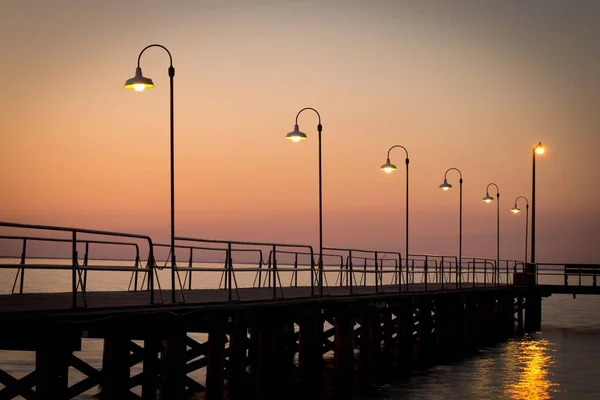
[0,0,599,263]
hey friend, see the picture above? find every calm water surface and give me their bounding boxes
[1,266,600,399]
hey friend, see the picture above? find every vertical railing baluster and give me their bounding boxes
[72,231,77,308]
[272,245,277,299]
[188,248,193,290]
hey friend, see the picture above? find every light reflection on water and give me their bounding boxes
[505,338,558,400]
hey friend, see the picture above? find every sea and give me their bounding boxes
[1,264,600,399]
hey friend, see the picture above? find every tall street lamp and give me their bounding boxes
[531,142,544,264]
[124,44,178,303]
[482,182,500,284]
[285,107,323,295]
[380,145,410,285]
[439,168,463,286]
[510,196,529,264]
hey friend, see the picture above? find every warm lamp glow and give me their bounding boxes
[482,193,494,203]
[124,67,155,91]
[535,142,545,155]
[380,158,397,173]
[510,205,521,214]
[285,124,307,142]
[439,179,452,191]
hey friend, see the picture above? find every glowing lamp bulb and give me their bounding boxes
[535,142,545,155]
[383,167,394,173]
[133,84,146,92]
[442,186,450,191]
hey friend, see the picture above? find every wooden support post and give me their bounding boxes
[463,295,477,354]
[449,296,463,359]
[358,309,382,385]
[417,298,432,365]
[101,336,131,398]
[525,295,542,332]
[434,297,446,361]
[255,325,274,396]
[517,297,524,334]
[162,329,187,399]
[298,319,322,388]
[382,310,395,363]
[206,326,226,400]
[36,339,70,400]
[142,337,161,400]
[334,314,354,392]
[228,323,248,399]
[395,300,413,372]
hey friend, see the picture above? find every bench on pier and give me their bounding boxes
[564,264,600,286]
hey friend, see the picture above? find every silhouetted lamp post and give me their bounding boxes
[124,44,177,303]
[286,107,323,295]
[380,145,410,284]
[482,183,500,284]
[439,168,463,286]
[510,196,529,264]
[531,142,544,264]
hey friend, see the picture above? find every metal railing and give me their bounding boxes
[0,222,158,307]
[174,236,317,300]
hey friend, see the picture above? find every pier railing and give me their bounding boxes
[0,221,539,307]
[0,222,159,306]
[174,236,317,300]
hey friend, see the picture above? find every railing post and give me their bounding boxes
[375,252,379,293]
[72,231,77,308]
[188,248,193,290]
[272,245,277,299]
[228,243,233,301]
[133,246,140,292]
[441,257,445,290]
[18,238,26,294]
[349,251,354,295]
[398,254,402,292]
[294,253,298,287]
[149,246,155,304]
[83,241,89,292]
[424,255,428,291]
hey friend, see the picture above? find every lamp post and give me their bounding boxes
[510,196,529,264]
[285,107,323,296]
[124,44,177,303]
[482,183,500,284]
[380,145,410,286]
[531,142,544,264]
[439,168,463,286]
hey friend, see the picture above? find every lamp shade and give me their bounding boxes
[124,67,154,91]
[380,158,397,173]
[510,204,521,214]
[439,178,452,191]
[285,124,307,142]
[482,193,494,203]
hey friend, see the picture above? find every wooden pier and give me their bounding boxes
[0,221,596,399]
[0,284,543,400]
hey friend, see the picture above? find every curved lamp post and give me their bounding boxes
[124,44,177,303]
[380,145,409,285]
[510,196,529,264]
[439,168,463,286]
[285,107,323,295]
[531,142,544,264]
[482,182,500,284]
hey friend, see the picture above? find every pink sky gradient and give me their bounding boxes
[0,1,598,263]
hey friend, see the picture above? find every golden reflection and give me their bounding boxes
[506,338,558,400]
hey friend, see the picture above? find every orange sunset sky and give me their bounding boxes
[0,0,598,263]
